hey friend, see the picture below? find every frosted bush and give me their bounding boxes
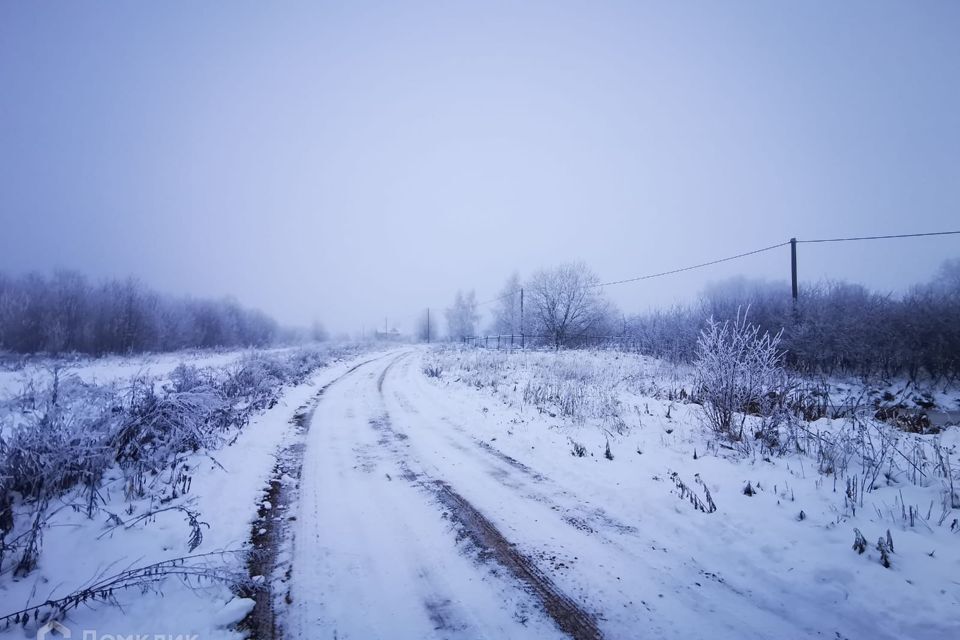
[430,346,642,432]
[694,312,788,442]
[0,345,353,576]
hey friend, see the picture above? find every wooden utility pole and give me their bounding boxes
[426,308,430,343]
[790,238,798,303]
[519,288,524,349]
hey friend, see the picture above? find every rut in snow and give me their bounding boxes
[243,354,391,639]
[374,352,604,640]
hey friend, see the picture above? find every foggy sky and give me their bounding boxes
[2,1,959,335]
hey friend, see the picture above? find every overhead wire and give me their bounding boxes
[461,229,960,305]
[593,241,791,289]
[796,230,960,244]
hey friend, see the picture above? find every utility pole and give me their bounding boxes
[790,238,798,304]
[426,308,430,344]
[519,288,524,349]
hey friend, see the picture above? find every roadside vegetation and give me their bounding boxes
[0,344,363,629]
[449,258,960,382]
[426,324,960,562]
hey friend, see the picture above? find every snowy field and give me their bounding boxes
[413,347,960,639]
[0,344,379,639]
[0,347,299,399]
[1,344,958,639]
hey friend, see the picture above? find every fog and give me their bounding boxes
[2,1,958,335]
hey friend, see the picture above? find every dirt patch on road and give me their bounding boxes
[472,437,546,481]
[239,407,312,639]
[432,479,603,640]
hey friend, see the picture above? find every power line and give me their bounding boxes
[464,228,960,306]
[797,230,960,244]
[477,291,516,306]
[594,241,790,289]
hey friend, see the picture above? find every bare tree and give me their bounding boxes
[0,270,278,355]
[445,290,479,340]
[526,263,609,348]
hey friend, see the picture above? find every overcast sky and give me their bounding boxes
[2,1,958,334]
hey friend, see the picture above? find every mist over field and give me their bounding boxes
[1,3,959,640]
[2,1,959,336]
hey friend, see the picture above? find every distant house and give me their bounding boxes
[374,328,403,342]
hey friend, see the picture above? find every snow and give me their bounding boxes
[0,348,381,640]
[406,347,960,639]
[287,350,568,639]
[213,598,256,628]
[0,346,296,399]
[2,344,957,639]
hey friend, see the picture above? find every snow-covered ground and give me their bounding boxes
[0,345,380,640]
[2,344,957,639]
[285,347,958,639]
[0,346,300,398]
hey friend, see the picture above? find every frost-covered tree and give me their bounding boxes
[0,270,278,355]
[526,263,609,347]
[624,263,960,381]
[445,290,479,339]
[695,310,787,441]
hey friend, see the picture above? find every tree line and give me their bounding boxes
[0,270,278,355]
[447,258,960,381]
[445,263,617,347]
[629,261,960,381]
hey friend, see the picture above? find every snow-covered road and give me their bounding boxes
[283,349,957,640]
[288,350,578,639]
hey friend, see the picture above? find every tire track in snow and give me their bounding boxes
[395,351,912,640]
[430,479,604,640]
[388,356,639,544]
[374,353,604,640]
[243,352,393,639]
[288,351,568,640]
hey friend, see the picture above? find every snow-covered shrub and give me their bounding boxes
[420,349,447,379]
[670,472,717,513]
[429,347,648,434]
[0,345,353,577]
[694,312,788,442]
[852,528,868,554]
[569,439,587,457]
[287,348,332,382]
[0,370,119,574]
[168,363,208,393]
[0,550,248,630]
[112,381,227,498]
[223,356,287,410]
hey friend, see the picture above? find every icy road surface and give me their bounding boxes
[285,350,956,640]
